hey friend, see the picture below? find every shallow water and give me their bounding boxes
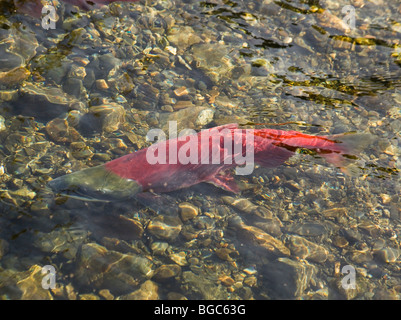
[0,0,400,299]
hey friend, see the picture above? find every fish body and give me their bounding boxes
[48,123,359,201]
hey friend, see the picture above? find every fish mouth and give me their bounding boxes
[48,165,142,202]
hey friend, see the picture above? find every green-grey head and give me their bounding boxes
[48,165,142,201]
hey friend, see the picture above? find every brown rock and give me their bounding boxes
[120,280,159,300]
[179,202,199,221]
[46,118,83,144]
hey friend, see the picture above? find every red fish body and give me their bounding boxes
[48,123,357,201]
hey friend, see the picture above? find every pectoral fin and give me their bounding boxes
[207,172,239,193]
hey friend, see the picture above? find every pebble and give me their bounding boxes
[96,79,109,90]
[46,118,83,144]
[169,251,188,266]
[195,108,214,126]
[88,103,126,133]
[0,115,5,131]
[219,275,235,286]
[179,202,199,221]
[159,106,213,130]
[167,26,203,52]
[332,236,349,248]
[99,289,114,300]
[173,100,194,110]
[262,258,317,298]
[76,243,153,294]
[70,141,93,159]
[350,249,373,264]
[119,280,159,300]
[222,196,273,219]
[16,265,54,300]
[181,271,230,299]
[0,239,9,260]
[287,222,327,237]
[152,264,181,281]
[380,194,392,204]
[322,207,348,221]
[79,294,100,300]
[287,235,329,263]
[147,216,182,241]
[174,86,189,97]
[215,247,236,261]
[167,292,188,300]
[374,247,400,263]
[116,215,144,239]
[231,216,290,256]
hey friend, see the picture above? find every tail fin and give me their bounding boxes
[320,133,374,176]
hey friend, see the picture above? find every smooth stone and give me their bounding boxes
[167,26,202,52]
[147,216,182,241]
[181,271,230,299]
[119,280,159,300]
[18,83,75,119]
[34,229,87,260]
[215,247,236,262]
[79,294,100,300]
[116,215,144,239]
[230,216,289,256]
[46,118,83,144]
[0,239,9,260]
[88,103,126,133]
[63,78,85,98]
[287,222,327,237]
[179,202,199,221]
[262,257,317,299]
[287,235,329,263]
[76,243,153,295]
[222,196,273,219]
[159,106,214,131]
[219,275,235,287]
[99,289,114,300]
[332,236,349,248]
[169,252,188,266]
[350,249,373,264]
[152,264,181,281]
[16,265,53,300]
[374,247,400,263]
[167,292,188,300]
[151,242,169,255]
[195,108,214,126]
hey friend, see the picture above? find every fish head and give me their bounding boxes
[48,165,142,201]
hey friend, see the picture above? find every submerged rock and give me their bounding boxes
[152,264,181,281]
[179,202,199,222]
[262,257,318,299]
[230,216,290,257]
[191,43,234,84]
[17,265,54,300]
[17,83,80,119]
[181,270,230,299]
[0,19,38,86]
[76,242,153,295]
[159,106,214,131]
[0,239,9,260]
[286,235,329,263]
[87,103,126,133]
[119,280,159,300]
[147,215,182,241]
[46,118,84,144]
